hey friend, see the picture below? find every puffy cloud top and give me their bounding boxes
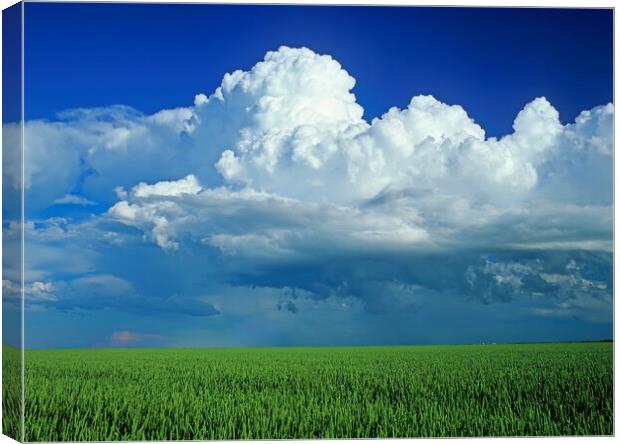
[192,48,609,206]
[78,46,611,257]
[131,175,203,198]
[11,46,612,212]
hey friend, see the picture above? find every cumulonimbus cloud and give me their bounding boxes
[7,46,613,320]
[100,47,612,253]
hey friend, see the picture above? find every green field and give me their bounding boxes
[14,342,615,440]
[2,345,22,441]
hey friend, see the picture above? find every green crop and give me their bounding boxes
[16,342,613,441]
[2,345,22,441]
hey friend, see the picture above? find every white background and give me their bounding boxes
[0,1,616,443]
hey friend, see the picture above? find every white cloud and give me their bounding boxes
[54,194,97,206]
[200,54,607,207]
[2,279,59,311]
[15,46,612,215]
[106,182,432,253]
[12,46,612,321]
[27,281,58,301]
[16,105,196,210]
[87,46,611,264]
[131,174,202,198]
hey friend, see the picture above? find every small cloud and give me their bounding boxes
[131,174,202,198]
[3,280,58,310]
[113,186,128,200]
[110,330,141,344]
[54,194,97,206]
[109,330,164,347]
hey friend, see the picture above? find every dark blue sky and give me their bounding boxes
[25,4,612,137]
[2,1,21,123]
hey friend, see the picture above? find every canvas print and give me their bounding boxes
[1,1,614,441]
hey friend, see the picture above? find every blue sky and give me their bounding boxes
[25,4,612,135]
[3,3,613,348]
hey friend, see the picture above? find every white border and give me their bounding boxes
[0,1,616,443]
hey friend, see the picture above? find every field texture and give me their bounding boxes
[22,342,612,441]
[2,345,22,441]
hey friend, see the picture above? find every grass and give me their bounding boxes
[18,342,614,441]
[2,345,22,442]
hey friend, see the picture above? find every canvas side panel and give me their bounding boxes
[2,2,24,442]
